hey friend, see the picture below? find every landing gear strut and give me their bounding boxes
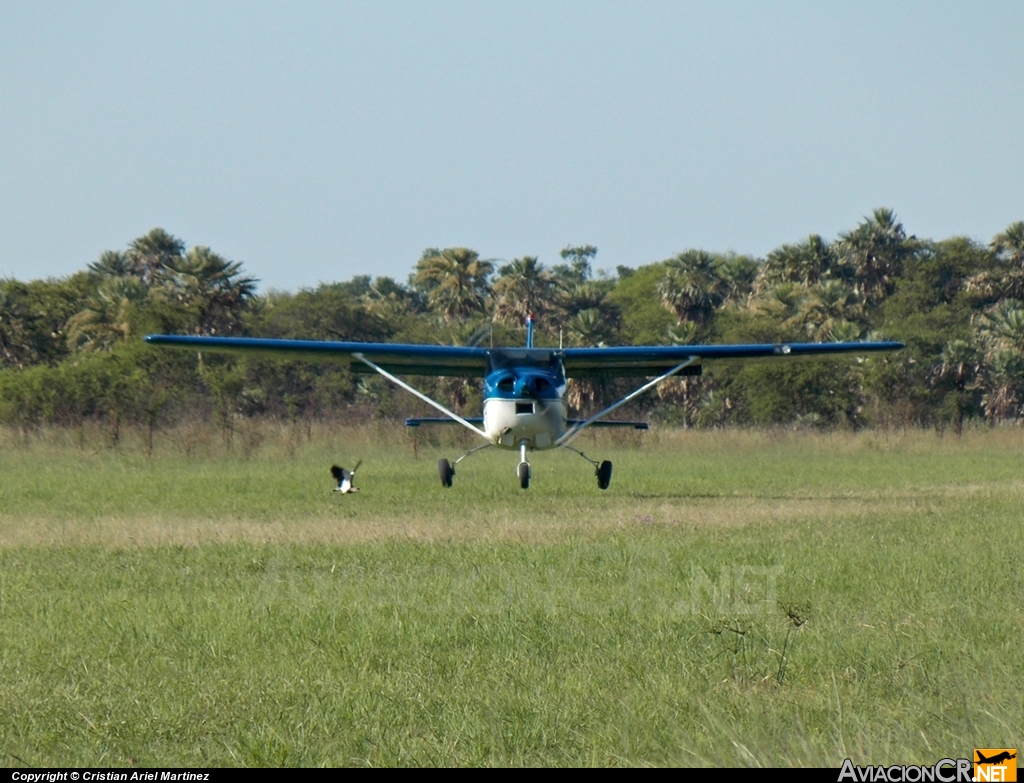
[437,442,493,488]
[563,445,613,490]
[517,440,531,490]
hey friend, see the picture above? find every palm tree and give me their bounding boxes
[749,281,805,322]
[836,208,915,308]
[980,349,1024,423]
[933,339,982,434]
[126,228,186,287]
[492,256,555,327]
[412,248,493,323]
[796,280,862,341]
[976,298,1024,352]
[965,221,1024,303]
[756,235,839,292]
[657,250,727,328]
[87,250,134,279]
[992,221,1024,265]
[717,253,760,306]
[565,308,615,347]
[157,246,258,335]
[971,299,1024,425]
[66,277,147,351]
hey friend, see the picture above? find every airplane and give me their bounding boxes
[976,751,1016,765]
[144,318,903,490]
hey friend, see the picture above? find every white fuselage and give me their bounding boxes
[483,398,568,450]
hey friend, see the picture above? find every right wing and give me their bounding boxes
[143,335,490,377]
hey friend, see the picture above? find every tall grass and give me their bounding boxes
[1,423,1022,765]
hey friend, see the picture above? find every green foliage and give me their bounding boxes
[4,217,1024,432]
[727,360,862,427]
[607,262,675,344]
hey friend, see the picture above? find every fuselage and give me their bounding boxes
[481,348,568,450]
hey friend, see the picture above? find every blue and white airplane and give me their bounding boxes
[144,320,902,490]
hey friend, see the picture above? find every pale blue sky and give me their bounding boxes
[1,1,1021,290]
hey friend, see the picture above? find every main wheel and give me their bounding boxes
[438,458,454,488]
[517,462,530,490]
[596,460,613,490]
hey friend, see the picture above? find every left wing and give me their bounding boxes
[561,341,904,378]
[143,335,489,377]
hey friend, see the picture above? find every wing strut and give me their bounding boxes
[352,352,489,440]
[556,357,699,448]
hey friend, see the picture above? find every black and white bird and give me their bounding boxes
[330,460,362,494]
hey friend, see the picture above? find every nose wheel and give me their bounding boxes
[517,461,531,489]
[517,440,531,489]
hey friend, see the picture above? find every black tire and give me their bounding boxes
[596,460,613,490]
[518,462,530,490]
[438,458,454,488]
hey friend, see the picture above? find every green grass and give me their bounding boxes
[1,424,1022,766]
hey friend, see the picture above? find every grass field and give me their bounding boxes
[1,423,1021,766]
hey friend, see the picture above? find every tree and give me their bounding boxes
[492,256,556,327]
[795,280,863,341]
[964,221,1024,303]
[757,235,838,291]
[992,220,1024,266]
[553,244,597,285]
[87,250,134,279]
[933,339,982,434]
[717,253,760,306]
[66,276,147,351]
[836,208,916,309]
[972,299,1024,424]
[657,250,727,329]
[156,246,258,336]
[412,248,493,323]
[125,228,185,287]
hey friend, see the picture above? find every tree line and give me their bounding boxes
[2,211,1024,442]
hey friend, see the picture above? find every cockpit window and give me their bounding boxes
[496,375,515,392]
[488,349,560,373]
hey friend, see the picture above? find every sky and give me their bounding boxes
[1,1,1022,291]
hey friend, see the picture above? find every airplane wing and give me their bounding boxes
[561,341,904,378]
[143,335,490,377]
[144,334,903,379]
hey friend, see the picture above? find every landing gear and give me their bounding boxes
[438,458,454,488]
[563,445,613,490]
[518,462,531,489]
[517,440,531,490]
[437,442,493,488]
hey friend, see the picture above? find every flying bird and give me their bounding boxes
[331,460,362,494]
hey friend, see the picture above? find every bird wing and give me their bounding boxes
[330,465,344,482]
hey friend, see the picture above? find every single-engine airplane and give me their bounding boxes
[144,319,902,490]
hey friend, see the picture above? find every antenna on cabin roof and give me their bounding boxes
[526,314,535,348]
